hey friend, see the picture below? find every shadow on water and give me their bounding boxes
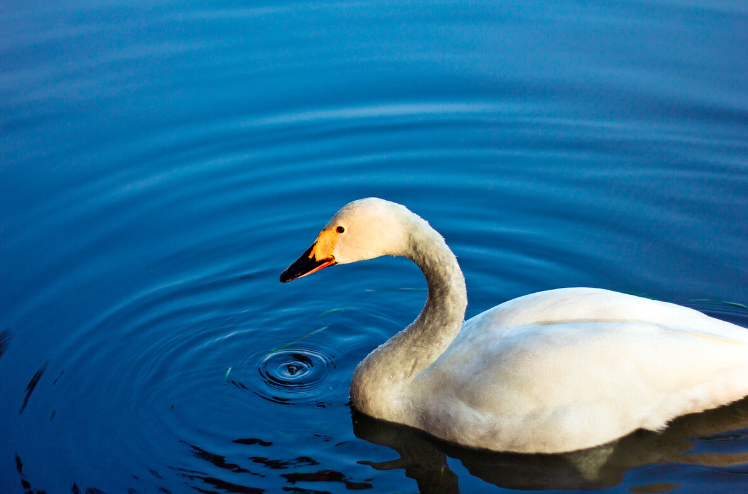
[352,396,748,492]
[0,329,13,360]
[16,438,370,494]
[16,453,109,494]
[18,360,49,415]
[176,439,371,494]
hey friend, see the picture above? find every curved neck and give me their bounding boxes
[351,215,467,418]
[405,219,468,366]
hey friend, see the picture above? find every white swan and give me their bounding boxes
[280,198,748,453]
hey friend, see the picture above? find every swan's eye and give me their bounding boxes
[336,226,345,234]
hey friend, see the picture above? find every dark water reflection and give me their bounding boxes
[354,396,748,492]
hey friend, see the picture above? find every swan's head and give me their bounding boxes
[280,198,412,283]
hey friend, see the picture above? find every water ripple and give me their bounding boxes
[253,348,336,406]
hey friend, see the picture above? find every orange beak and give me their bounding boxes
[280,229,339,283]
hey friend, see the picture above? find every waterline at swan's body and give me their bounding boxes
[281,198,748,453]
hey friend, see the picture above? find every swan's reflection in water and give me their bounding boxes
[352,396,748,492]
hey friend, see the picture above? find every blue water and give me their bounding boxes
[2,0,748,492]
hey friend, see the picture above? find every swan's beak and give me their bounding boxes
[280,229,338,283]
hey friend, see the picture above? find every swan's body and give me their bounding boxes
[280,198,748,453]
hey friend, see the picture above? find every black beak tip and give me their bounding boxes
[280,244,317,283]
[279,268,295,283]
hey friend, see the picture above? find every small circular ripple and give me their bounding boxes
[254,349,336,406]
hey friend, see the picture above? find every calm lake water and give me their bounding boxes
[2,0,748,492]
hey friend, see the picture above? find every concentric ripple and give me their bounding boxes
[254,348,336,406]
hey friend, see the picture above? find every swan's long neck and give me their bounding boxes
[350,214,467,419]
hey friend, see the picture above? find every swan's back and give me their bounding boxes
[470,288,748,343]
[406,288,748,453]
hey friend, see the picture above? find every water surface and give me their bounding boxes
[1,0,748,493]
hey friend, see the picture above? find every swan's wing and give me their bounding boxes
[464,287,748,344]
[449,321,748,416]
